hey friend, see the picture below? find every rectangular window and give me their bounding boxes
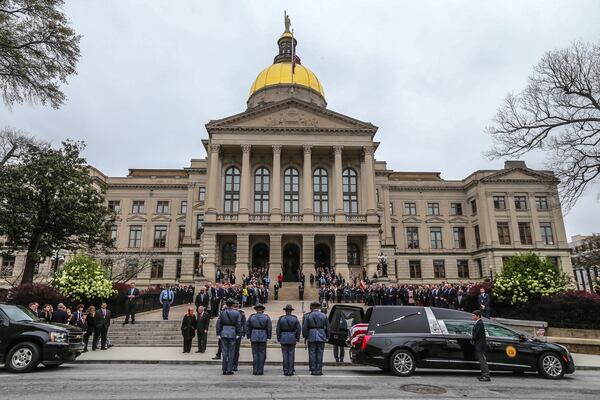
[457,260,469,278]
[153,225,167,248]
[535,196,549,210]
[176,259,182,280]
[406,227,419,249]
[453,227,466,249]
[493,196,506,210]
[110,225,118,242]
[194,252,200,276]
[540,222,554,245]
[132,200,145,214]
[128,225,143,248]
[409,260,422,279]
[470,199,477,214]
[0,256,15,277]
[518,222,533,245]
[178,225,185,247]
[427,202,440,215]
[198,187,206,202]
[125,259,138,279]
[474,225,481,248]
[497,222,511,245]
[514,196,528,210]
[430,227,443,249]
[156,201,169,214]
[180,200,187,214]
[150,259,164,279]
[476,259,483,278]
[450,203,463,216]
[108,200,121,213]
[196,215,204,240]
[433,260,446,278]
[547,256,559,268]
[404,202,417,215]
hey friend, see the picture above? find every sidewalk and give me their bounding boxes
[76,346,600,370]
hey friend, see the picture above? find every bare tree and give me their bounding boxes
[0,0,81,108]
[0,126,44,167]
[98,248,158,283]
[487,40,600,209]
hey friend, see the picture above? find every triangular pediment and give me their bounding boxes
[126,215,147,223]
[206,98,377,133]
[402,216,422,224]
[449,216,469,224]
[151,215,172,223]
[176,215,187,223]
[192,203,205,211]
[482,167,555,183]
[426,216,446,224]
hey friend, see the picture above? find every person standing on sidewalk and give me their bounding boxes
[95,302,111,350]
[216,298,242,375]
[181,307,197,353]
[232,301,246,371]
[471,310,490,382]
[302,301,330,375]
[124,282,140,325]
[246,303,272,375]
[195,305,210,353]
[276,304,301,376]
[160,284,175,321]
[478,287,491,318]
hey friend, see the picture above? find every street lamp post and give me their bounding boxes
[377,253,388,278]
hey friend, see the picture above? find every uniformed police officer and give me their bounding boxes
[246,303,272,375]
[216,298,242,375]
[302,301,330,375]
[276,304,301,376]
[232,300,246,372]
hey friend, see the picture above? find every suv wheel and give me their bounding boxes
[6,342,41,373]
[538,352,565,380]
[389,349,416,377]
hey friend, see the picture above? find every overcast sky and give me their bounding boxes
[1,0,599,239]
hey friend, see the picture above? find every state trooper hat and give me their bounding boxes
[309,301,321,309]
[253,303,266,310]
[283,304,294,311]
[226,298,235,306]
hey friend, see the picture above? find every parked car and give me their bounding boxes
[0,303,84,373]
[328,305,575,379]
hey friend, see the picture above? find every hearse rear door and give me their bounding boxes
[328,305,364,346]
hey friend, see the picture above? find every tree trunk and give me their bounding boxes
[21,231,42,284]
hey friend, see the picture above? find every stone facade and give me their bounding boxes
[0,27,573,289]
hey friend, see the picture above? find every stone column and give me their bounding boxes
[205,144,220,221]
[184,182,195,243]
[507,193,520,246]
[202,233,217,282]
[271,145,282,222]
[334,234,349,280]
[382,185,393,244]
[365,233,380,278]
[302,234,315,271]
[550,192,568,247]
[269,234,282,284]
[333,145,344,222]
[235,233,249,282]
[180,247,195,283]
[363,145,377,222]
[239,144,252,221]
[302,145,313,222]
[528,195,542,245]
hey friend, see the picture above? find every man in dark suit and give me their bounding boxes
[71,304,87,331]
[455,289,467,311]
[95,302,111,350]
[51,303,69,324]
[195,305,211,353]
[471,310,490,381]
[124,282,140,325]
[478,287,491,318]
[195,288,210,309]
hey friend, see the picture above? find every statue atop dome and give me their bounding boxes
[284,11,291,32]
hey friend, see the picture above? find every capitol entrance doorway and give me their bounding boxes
[251,243,269,269]
[282,243,300,281]
[314,243,331,269]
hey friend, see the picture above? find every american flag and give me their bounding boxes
[349,323,369,347]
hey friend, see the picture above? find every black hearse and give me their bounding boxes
[0,304,84,372]
[328,305,575,379]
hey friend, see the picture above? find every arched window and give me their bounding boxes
[283,167,300,214]
[224,166,240,214]
[313,167,329,214]
[254,167,270,214]
[347,243,360,265]
[221,242,237,265]
[343,168,358,214]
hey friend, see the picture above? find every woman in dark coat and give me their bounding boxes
[83,306,97,352]
[181,307,197,353]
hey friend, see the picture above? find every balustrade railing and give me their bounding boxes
[216,213,239,221]
[345,214,367,222]
[282,214,303,222]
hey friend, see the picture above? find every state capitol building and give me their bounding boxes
[0,23,573,288]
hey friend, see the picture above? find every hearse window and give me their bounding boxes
[331,309,363,332]
[369,307,429,334]
[486,324,519,339]
[443,320,474,336]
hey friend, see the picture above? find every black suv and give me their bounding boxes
[0,304,84,373]
[329,305,575,379]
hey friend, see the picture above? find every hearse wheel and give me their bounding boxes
[389,349,416,377]
[538,352,565,380]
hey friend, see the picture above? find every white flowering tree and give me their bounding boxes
[50,254,114,301]
[493,253,571,304]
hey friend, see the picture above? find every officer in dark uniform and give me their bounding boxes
[276,304,301,376]
[216,298,242,375]
[298,283,304,300]
[233,301,246,371]
[302,301,330,375]
[246,303,272,375]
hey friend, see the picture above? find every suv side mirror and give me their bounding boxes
[518,334,527,342]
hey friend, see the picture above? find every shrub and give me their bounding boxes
[493,253,571,304]
[50,254,115,302]
[8,283,67,307]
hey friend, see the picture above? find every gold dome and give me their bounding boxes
[249,62,325,97]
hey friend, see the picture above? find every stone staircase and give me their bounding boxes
[277,283,300,301]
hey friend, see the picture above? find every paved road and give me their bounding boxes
[2,364,600,399]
